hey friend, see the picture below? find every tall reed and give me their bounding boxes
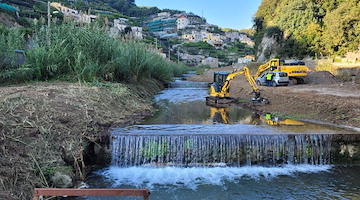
[1,23,188,84]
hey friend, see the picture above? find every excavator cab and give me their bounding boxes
[270,60,279,71]
[212,72,230,93]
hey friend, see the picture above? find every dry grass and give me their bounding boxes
[0,79,162,199]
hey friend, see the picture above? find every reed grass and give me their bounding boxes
[0,23,188,84]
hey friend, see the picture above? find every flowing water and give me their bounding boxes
[79,79,360,200]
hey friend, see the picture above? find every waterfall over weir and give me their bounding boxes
[111,131,332,167]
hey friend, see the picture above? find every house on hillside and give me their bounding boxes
[50,2,96,23]
[239,34,254,47]
[225,31,241,42]
[50,2,78,15]
[203,33,223,46]
[158,12,171,18]
[202,57,219,68]
[181,31,205,42]
[177,16,190,29]
[245,55,255,61]
[131,27,143,39]
[112,22,143,40]
[238,55,255,63]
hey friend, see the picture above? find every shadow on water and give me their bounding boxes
[77,79,360,200]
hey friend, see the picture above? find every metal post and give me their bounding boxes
[168,48,171,61]
[47,1,50,28]
[33,188,150,199]
[177,47,180,63]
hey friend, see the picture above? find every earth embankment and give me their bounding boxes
[186,68,360,128]
[0,79,163,199]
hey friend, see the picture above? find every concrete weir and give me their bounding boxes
[111,125,360,167]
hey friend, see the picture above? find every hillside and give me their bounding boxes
[254,0,360,59]
[0,0,256,67]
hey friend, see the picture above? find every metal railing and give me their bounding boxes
[33,188,151,200]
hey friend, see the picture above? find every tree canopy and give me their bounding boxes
[254,0,360,57]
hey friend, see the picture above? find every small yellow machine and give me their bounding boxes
[261,113,305,126]
[254,59,308,84]
[206,67,268,105]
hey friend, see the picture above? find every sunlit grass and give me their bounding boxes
[0,23,188,84]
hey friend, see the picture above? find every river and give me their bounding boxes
[78,79,360,200]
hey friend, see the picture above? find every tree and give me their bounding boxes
[322,0,360,55]
[253,0,359,57]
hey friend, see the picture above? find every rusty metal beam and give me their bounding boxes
[33,188,150,200]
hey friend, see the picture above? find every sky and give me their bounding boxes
[135,0,263,30]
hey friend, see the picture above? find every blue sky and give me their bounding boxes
[135,0,262,30]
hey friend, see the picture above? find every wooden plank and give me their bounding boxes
[33,188,150,197]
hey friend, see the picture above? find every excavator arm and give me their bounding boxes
[253,59,280,79]
[210,67,261,99]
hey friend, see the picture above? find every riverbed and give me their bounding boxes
[79,80,360,200]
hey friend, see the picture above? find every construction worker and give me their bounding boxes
[265,113,272,120]
[266,73,273,86]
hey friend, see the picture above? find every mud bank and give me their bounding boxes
[0,79,163,199]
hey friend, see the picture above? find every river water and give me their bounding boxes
[79,80,360,200]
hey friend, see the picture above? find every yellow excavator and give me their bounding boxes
[254,59,308,84]
[208,107,305,126]
[206,66,268,105]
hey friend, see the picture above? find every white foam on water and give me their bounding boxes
[98,165,332,190]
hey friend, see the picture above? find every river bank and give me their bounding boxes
[0,79,163,199]
[185,67,360,129]
[1,71,359,199]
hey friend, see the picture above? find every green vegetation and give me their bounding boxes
[141,141,169,158]
[0,26,28,70]
[55,0,160,18]
[239,28,256,37]
[0,23,188,84]
[254,0,360,57]
[268,112,317,121]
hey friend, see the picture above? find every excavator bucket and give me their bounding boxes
[206,96,236,107]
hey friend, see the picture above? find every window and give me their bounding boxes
[279,73,287,77]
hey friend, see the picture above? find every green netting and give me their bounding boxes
[0,3,18,12]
